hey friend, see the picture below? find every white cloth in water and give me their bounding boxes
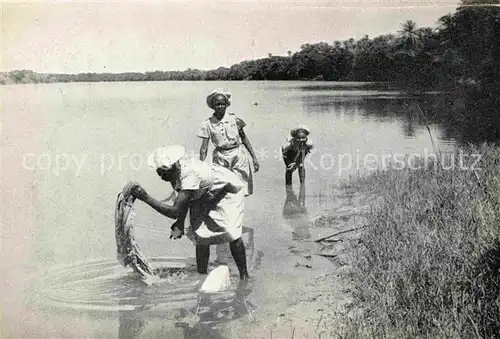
[199,265,231,293]
[115,181,157,281]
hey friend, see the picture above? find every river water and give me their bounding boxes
[2,81,459,338]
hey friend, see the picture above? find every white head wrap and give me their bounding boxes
[147,145,186,170]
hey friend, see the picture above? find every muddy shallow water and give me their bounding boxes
[2,81,456,338]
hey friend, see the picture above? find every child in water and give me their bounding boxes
[281,125,314,186]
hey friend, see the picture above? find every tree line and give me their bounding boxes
[2,3,499,92]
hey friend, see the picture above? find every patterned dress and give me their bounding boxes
[197,112,253,196]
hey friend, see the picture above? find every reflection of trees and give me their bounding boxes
[300,90,500,144]
[405,94,500,144]
[455,93,500,143]
[301,96,363,117]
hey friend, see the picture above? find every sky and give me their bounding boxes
[2,0,460,73]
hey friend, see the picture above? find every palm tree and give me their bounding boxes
[399,20,421,51]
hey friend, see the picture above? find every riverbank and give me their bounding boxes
[331,144,500,338]
[235,144,500,338]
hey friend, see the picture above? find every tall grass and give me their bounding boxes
[339,144,500,338]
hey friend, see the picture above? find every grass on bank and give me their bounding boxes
[335,144,500,338]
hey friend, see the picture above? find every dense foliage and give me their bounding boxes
[2,4,499,93]
[339,146,500,338]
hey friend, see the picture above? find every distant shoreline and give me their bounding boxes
[0,70,395,86]
[3,5,499,92]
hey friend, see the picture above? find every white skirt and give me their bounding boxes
[185,164,245,245]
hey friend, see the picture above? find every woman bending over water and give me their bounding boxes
[198,89,259,196]
[130,145,250,280]
[281,125,314,186]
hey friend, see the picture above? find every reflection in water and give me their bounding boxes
[33,258,203,312]
[119,311,146,339]
[117,278,256,339]
[116,268,193,338]
[451,92,500,143]
[176,281,256,339]
[299,86,500,145]
[283,184,311,241]
[118,285,148,339]
[298,82,398,92]
[30,243,261,339]
[33,258,256,338]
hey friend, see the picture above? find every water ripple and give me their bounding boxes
[30,257,228,313]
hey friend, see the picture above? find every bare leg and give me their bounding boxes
[229,238,249,280]
[299,182,306,208]
[196,245,210,274]
[298,166,306,185]
[283,155,294,187]
[285,169,293,186]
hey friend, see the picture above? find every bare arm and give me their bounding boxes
[169,201,189,239]
[174,203,189,226]
[161,191,177,203]
[239,128,260,172]
[199,138,209,161]
[142,190,193,220]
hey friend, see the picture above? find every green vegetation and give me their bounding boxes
[337,145,500,338]
[2,4,499,95]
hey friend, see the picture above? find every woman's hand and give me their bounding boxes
[253,158,260,173]
[131,185,149,201]
[170,221,184,240]
[287,162,297,171]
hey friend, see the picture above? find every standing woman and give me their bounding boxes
[198,89,259,196]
